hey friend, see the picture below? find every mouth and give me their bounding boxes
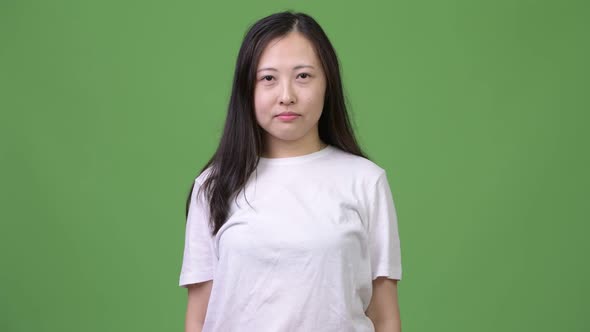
[275,112,301,117]
[275,113,301,121]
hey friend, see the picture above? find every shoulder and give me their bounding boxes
[189,166,215,205]
[195,165,214,186]
[327,146,387,184]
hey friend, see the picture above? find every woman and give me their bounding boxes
[179,10,403,332]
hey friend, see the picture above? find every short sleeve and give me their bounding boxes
[178,178,218,287]
[366,171,403,281]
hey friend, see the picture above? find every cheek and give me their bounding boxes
[254,90,273,119]
[302,86,326,109]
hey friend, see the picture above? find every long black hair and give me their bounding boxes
[186,10,371,236]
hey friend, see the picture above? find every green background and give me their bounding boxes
[1,0,588,331]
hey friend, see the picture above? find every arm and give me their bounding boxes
[185,280,213,332]
[365,277,401,332]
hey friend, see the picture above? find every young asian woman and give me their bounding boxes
[179,11,403,332]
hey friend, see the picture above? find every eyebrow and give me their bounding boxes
[256,65,315,73]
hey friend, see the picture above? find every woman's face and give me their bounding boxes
[254,32,327,147]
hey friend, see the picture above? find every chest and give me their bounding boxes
[214,174,369,263]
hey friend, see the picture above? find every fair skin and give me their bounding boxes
[185,280,212,332]
[185,31,401,332]
[365,278,402,332]
[254,31,327,158]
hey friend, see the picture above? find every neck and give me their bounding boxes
[261,137,327,159]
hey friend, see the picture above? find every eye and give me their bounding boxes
[260,75,274,82]
[298,73,311,79]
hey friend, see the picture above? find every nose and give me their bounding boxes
[279,80,296,105]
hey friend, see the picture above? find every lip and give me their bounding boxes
[276,114,300,121]
[275,111,300,117]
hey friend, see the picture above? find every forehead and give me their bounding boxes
[257,32,320,68]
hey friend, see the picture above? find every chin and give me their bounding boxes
[273,134,305,141]
[267,131,307,142]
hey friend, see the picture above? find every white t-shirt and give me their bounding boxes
[179,144,402,332]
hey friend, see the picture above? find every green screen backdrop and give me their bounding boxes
[1,0,588,331]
